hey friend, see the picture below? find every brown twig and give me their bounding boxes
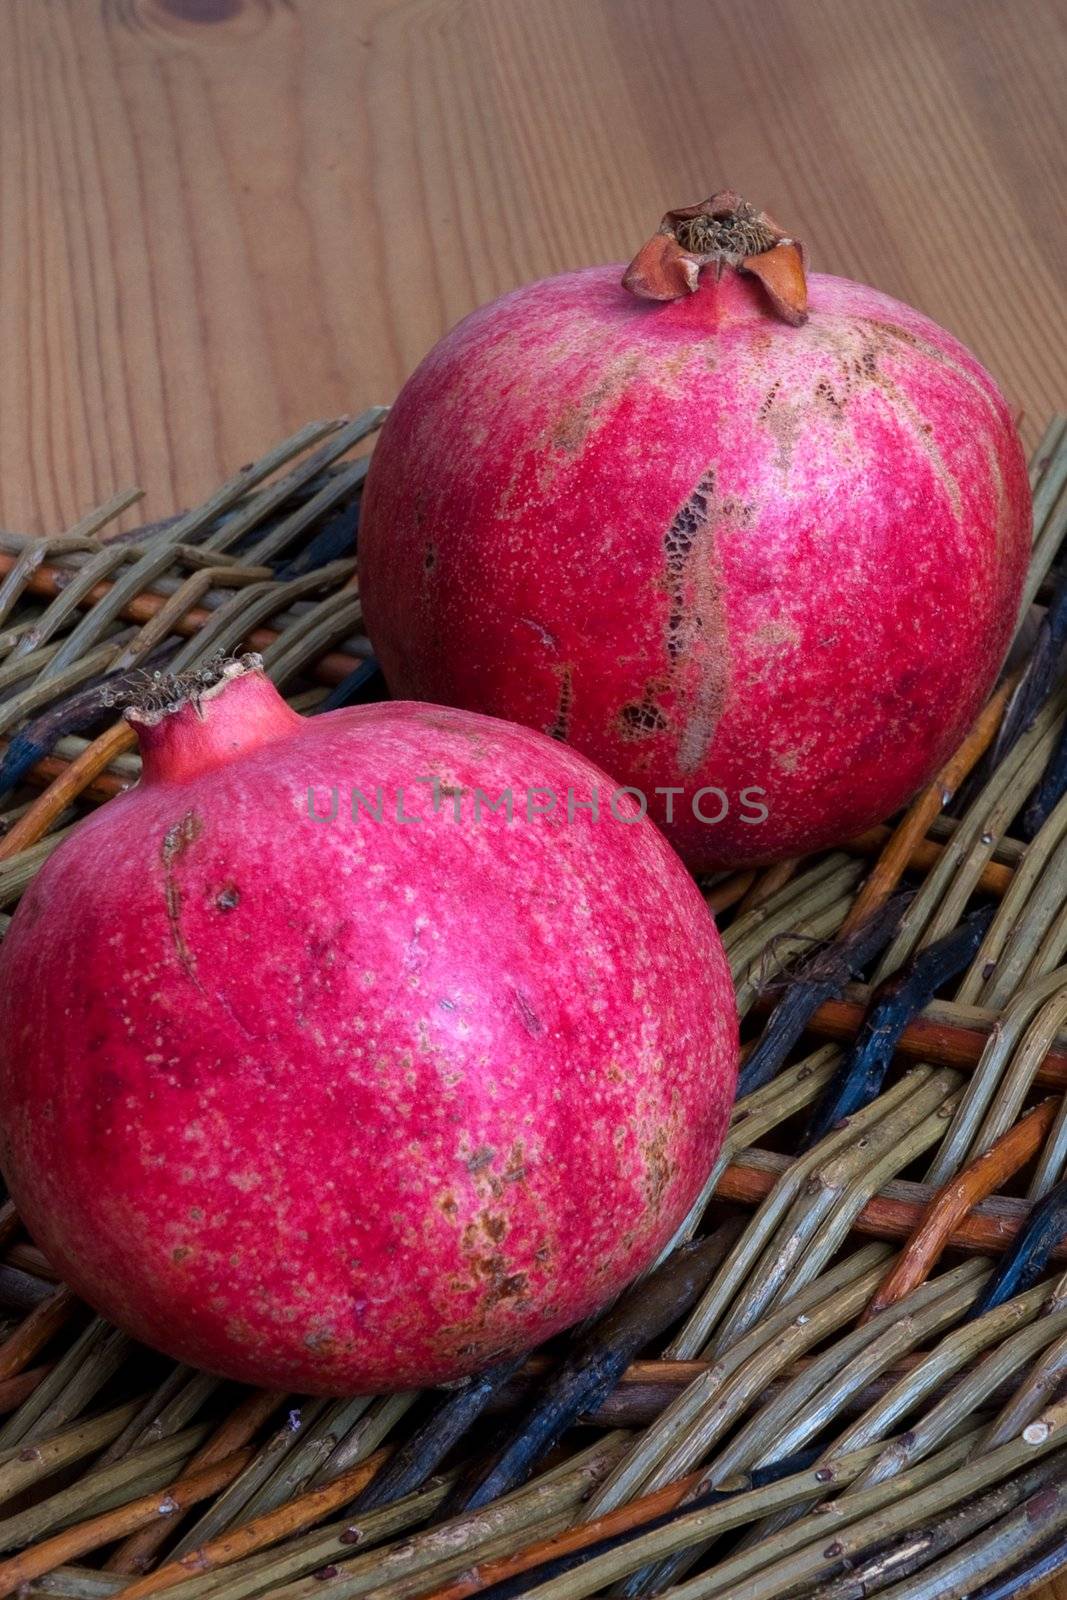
[843,825,1014,897]
[116,1445,392,1598]
[0,721,135,861]
[861,1098,1061,1321]
[0,1365,51,1414]
[106,1387,286,1573]
[0,1449,255,1597]
[715,1154,1065,1258]
[418,1468,706,1600]
[0,1287,79,1381]
[793,992,1067,1085]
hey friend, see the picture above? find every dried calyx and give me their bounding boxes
[113,653,263,725]
[674,203,778,262]
[623,190,808,326]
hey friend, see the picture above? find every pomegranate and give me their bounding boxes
[0,658,737,1394]
[359,191,1031,870]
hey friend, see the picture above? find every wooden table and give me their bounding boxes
[0,0,1063,538]
[1,3,1065,1593]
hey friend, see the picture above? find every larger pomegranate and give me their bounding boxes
[0,659,737,1393]
[359,192,1031,870]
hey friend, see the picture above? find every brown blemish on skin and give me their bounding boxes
[161,812,203,985]
[720,497,754,528]
[814,377,846,418]
[664,471,715,664]
[869,320,999,413]
[645,343,704,397]
[416,711,473,733]
[303,1328,337,1352]
[479,1253,528,1305]
[758,380,781,420]
[755,376,799,475]
[493,343,640,510]
[164,877,194,975]
[860,318,1010,522]
[805,317,971,526]
[440,1244,532,1353]
[444,1142,538,1341]
[660,472,733,773]
[545,354,642,458]
[160,814,252,1036]
[215,883,240,912]
[546,664,573,742]
[754,619,801,653]
[550,386,609,454]
[617,697,669,739]
[503,1141,527,1184]
[641,1124,678,1214]
[487,1273,527,1304]
[161,811,202,867]
[516,352,644,507]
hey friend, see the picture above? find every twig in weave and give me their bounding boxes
[737,896,909,1096]
[801,906,995,1149]
[967,1178,1067,1320]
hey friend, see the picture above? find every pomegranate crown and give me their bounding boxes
[623,189,808,326]
[112,653,263,726]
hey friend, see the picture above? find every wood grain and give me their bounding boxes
[0,0,1063,538]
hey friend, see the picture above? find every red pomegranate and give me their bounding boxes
[359,192,1031,870]
[0,659,737,1393]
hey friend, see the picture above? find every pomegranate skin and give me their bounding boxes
[359,265,1031,869]
[0,668,737,1394]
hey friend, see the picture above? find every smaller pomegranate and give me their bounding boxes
[0,658,737,1394]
